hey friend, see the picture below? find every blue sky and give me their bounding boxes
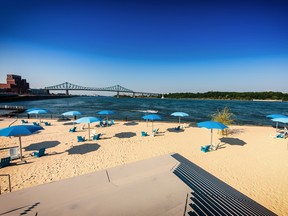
[0,0,287,95]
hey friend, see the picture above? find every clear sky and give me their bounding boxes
[0,0,287,95]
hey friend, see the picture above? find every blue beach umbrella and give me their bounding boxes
[271,117,288,124]
[0,125,44,161]
[271,117,288,127]
[266,114,287,119]
[98,110,115,126]
[62,111,83,123]
[171,112,189,126]
[197,121,228,146]
[267,114,287,130]
[74,117,102,140]
[142,114,162,132]
[28,109,50,123]
[26,108,44,112]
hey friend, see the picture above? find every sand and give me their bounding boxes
[0,118,287,215]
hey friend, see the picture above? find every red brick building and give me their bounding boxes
[0,74,30,94]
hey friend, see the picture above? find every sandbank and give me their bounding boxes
[0,118,287,215]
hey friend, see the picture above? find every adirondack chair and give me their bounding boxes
[77,136,86,142]
[69,127,76,132]
[141,131,148,137]
[0,157,11,168]
[21,119,28,124]
[9,147,20,160]
[32,148,46,158]
[92,133,101,140]
[201,145,211,153]
[174,126,181,131]
[44,122,51,126]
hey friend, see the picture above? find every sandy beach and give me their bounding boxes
[0,118,287,215]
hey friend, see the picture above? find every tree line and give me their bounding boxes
[162,91,288,101]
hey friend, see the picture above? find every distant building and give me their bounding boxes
[0,74,30,94]
[30,88,50,95]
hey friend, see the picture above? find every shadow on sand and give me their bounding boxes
[219,137,247,146]
[66,143,100,155]
[114,132,136,138]
[167,128,185,133]
[24,141,61,151]
[123,121,139,126]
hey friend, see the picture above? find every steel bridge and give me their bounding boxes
[44,82,160,98]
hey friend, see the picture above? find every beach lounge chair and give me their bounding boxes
[33,122,40,126]
[92,133,101,140]
[44,122,51,126]
[210,143,219,151]
[276,133,284,138]
[174,126,180,131]
[153,128,159,133]
[152,128,159,136]
[21,119,28,124]
[99,121,105,127]
[77,136,86,142]
[141,131,148,137]
[201,145,211,153]
[69,127,76,132]
[0,157,11,168]
[109,120,115,125]
[32,148,46,158]
[90,129,97,138]
[9,147,20,160]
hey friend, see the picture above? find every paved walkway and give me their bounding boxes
[0,154,190,216]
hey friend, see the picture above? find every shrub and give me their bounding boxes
[211,107,235,135]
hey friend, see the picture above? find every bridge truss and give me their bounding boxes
[44,82,159,97]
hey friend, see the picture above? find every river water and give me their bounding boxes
[1,96,288,126]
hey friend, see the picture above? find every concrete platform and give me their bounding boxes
[0,154,191,216]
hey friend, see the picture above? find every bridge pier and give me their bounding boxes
[117,91,119,98]
[133,92,135,98]
[66,89,69,95]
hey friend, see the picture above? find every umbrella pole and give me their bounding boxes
[210,129,213,145]
[179,117,180,126]
[107,115,109,127]
[19,136,23,161]
[88,123,91,140]
[152,121,154,133]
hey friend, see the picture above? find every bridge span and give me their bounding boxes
[44,82,160,98]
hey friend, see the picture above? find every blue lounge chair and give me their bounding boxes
[21,119,28,124]
[44,122,51,126]
[32,148,46,158]
[201,145,211,153]
[33,122,40,126]
[69,127,76,132]
[0,157,11,168]
[141,131,148,137]
[92,133,101,140]
[77,136,86,142]
[109,120,115,125]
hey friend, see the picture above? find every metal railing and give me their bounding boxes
[0,174,12,194]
